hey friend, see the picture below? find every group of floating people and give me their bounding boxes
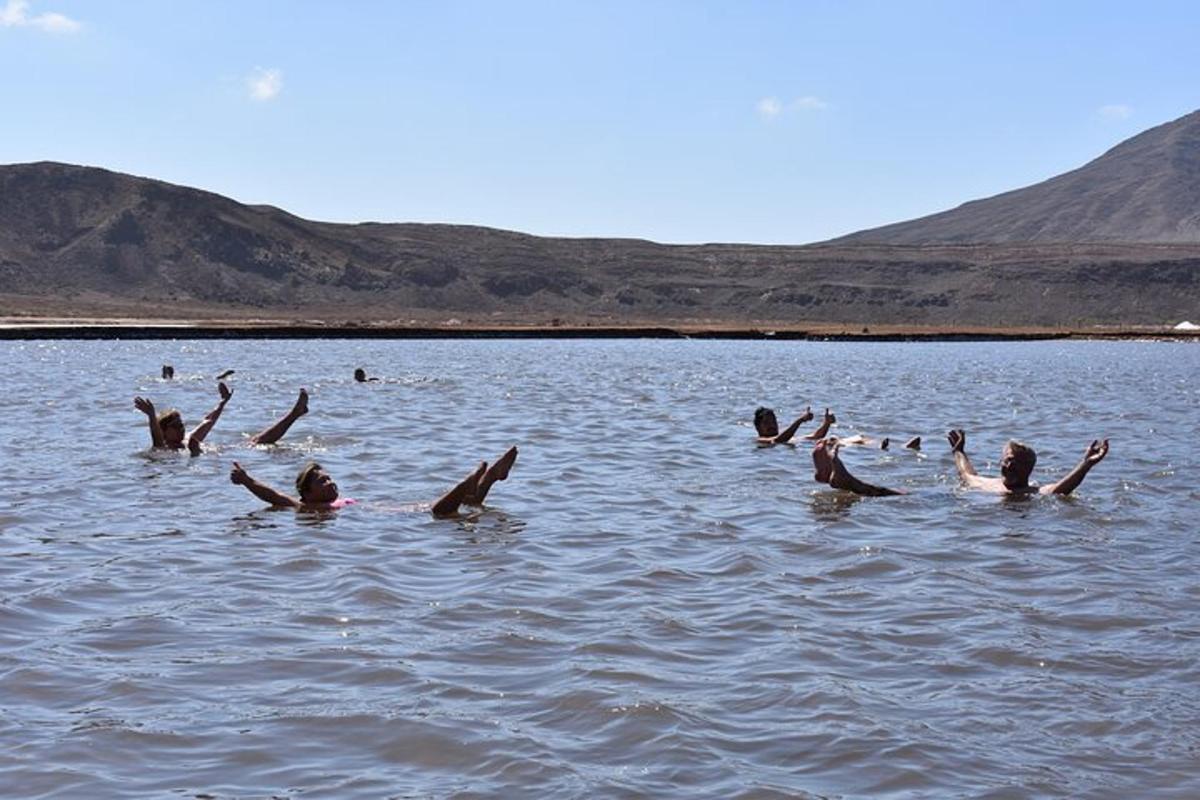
[136,363,1110,516]
[754,405,1109,497]
[138,365,518,516]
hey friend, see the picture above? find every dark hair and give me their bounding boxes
[354,368,367,382]
[1006,440,1037,469]
[754,407,773,427]
[295,461,323,499]
[157,409,183,429]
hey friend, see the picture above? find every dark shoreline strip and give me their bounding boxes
[2,324,1195,341]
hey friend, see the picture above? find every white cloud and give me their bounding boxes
[756,96,783,120]
[247,67,284,101]
[0,0,80,32]
[1098,104,1133,120]
[793,95,828,111]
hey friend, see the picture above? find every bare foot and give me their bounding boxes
[905,436,922,451]
[880,437,890,451]
[293,388,309,417]
[812,438,835,484]
[466,460,487,495]
[489,446,519,482]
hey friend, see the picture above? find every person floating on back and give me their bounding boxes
[229,446,519,517]
[754,406,835,445]
[135,381,231,455]
[947,429,1109,495]
[249,388,309,445]
[354,368,380,383]
[811,436,905,496]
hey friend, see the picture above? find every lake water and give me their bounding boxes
[1,339,1197,798]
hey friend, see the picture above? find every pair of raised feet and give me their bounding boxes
[432,446,520,516]
[879,436,922,451]
[461,446,519,504]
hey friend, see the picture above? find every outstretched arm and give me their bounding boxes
[801,408,837,440]
[773,406,814,444]
[134,396,165,447]
[188,382,232,446]
[1043,439,1109,496]
[230,461,300,508]
[250,388,308,445]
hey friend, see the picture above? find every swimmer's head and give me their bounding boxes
[1000,440,1037,488]
[354,368,367,382]
[754,407,778,437]
[296,461,339,504]
[157,409,185,447]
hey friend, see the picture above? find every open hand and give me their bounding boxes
[218,382,232,402]
[134,396,155,416]
[947,429,966,453]
[1083,438,1109,465]
[230,461,250,486]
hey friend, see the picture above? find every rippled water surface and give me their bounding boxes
[1,339,1197,798]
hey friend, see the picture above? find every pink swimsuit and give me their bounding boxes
[330,498,358,509]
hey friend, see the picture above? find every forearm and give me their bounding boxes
[774,419,803,444]
[190,400,228,444]
[145,417,165,447]
[953,451,978,479]
[1046,461,1092,496]
[239,478,298,507]
[803,419,833,440]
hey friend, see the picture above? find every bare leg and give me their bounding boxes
[431,461,487,517]
[828,443,905,497]
[466,446,519,505]
[251,388,309,445]
[904,436,922,451]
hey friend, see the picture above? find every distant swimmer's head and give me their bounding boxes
[296,461,339,504]
[157,409,185,447]
[162,365,175,379]
[354,368,367,382]
[1000,440,1037,487]
[754,407,779,437]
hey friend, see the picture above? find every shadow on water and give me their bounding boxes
[808,490,867,520]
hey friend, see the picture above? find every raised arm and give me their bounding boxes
[188,382,232,447]
[773,406,814,444]
[1043,439,1109,496]
[230,461,300,508]
[947,428,980,477]
[250,388,308,446]
[801,408,837,440]
[134,396,165,447]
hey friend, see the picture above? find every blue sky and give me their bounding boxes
[3,1,1198,244]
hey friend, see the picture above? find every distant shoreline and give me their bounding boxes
[1,318,1197,341]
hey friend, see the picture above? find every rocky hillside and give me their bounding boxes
[832,110,1200,245]
[2,122,1200,327]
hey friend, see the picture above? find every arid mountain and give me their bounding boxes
[832,110,1200,245]
[2,126,1199,329]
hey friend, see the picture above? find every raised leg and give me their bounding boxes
[466,446,519,505]
[251,388,309,445]
[431,461,488,517]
